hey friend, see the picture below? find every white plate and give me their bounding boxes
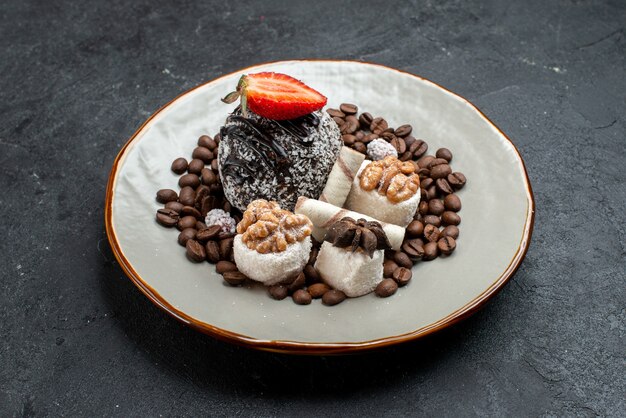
[105,60,534,354]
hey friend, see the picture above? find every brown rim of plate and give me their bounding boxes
[104,60,536,355]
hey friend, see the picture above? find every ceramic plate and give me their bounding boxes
[105,60,534,354]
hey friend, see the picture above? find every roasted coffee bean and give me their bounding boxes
[165,201,184,213]
[322,290,346,306]
[363,133,379,143]
[327,108,345,118]
[196,225,221,242]
[194,185,210,210]
[342,134,356,145]
[375,278,398,297]
[418,200,429,216]
[332,116,345,126]
[353,142,367,154]
[402,239,424,261]
[393,267,412,287]
[218,231,235,240]
[399,151,413,161]
[340,103,358,115]
[216,260,238,274]
[428,199,445,216]
[156,189,178,203]
[192,147,213,163]
[304,264,321,284]
[428,158,449,169]
[438,236,457,255]
[417,167,430,178]
[186,239,206,262]
[341,118,358,134]
[214,132,221,144]
[444,194,462,211]
[370,117,388,134]
[187,158,204,175]
[181,206,202,219]
[442,211,461,226]
[406,220,424,237]
[178,173,200,188]
[404,135,416,146]
[268,285,289,300]
[205,241,220,263]
[196,221,207,230]
[421,177,434,190]
[177,215,197,231]
[201,196,216,217]
[393,251,413,269]
[222,271,247,286]
[436,178,454,195]
[209,183,223,193]
[156,208,179,227]
[211,159,219,172]
[426,185,437,200]
[381,131,396,142]
[359,112,374,126]
[420,188,427,200]
[171,158,188,174]
[436,148,453,162]
[308,248,319,265]
[288,272,306,293]
[219,237,234,260]
[423,224,441,242]
[308,283,330,298]
[441,225,460,239]
[179,186,195,206]
[390,137,407,154]
[410,140,428,158]
[448,172,467,189]
[430,164,452,180]
[423,241,439,261]
[417,155,435,168]
[395,124,413,137]
[383,259,399,277]
[178,228,197,246]
[381,127,395,135]
[293,289,312,305]
[201,168,216,185]
[198,135,217,150]
[423,214,441,227]
[355,131,365,141]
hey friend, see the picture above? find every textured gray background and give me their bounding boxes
[1,0,625,416]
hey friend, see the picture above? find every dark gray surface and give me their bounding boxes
[1,0,624,416]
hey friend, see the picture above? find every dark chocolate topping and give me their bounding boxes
[324,217,392,258]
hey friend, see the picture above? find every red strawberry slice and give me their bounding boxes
[221,72,327,120]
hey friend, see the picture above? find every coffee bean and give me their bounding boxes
[327,108,345,118]
[177,215,197,231]
[436,148,453,162]
[363,133,379,143]
[402,239,424,261]
[198,135,217,150]
[418,201,429,216]
[392,267,412,287]
[441,225,460,239]
[426,185,437,200]
[395,124,412,138]
[381,127,395,135]
[436,178,454,195]
[268,285,288,300]
[304,264,321,284]
[442,211,461,226]
[438,236,457,255]
[205,241,220,263]
[186,239,206,262]
[375,278,398,297]
[178,173,200,188]
[448,172,467,189]
[370,117,388,134]
[194,184,210,210]
[199,168,215,186]
[181,206,201,219]
[178,228,197,246]
[428,199,445,216]
[430,164,452,180]
[411,140,429,158]
[333,116,345,126]
[216,260,238,274]
[200,196,216,216]
[218,231,235,240]
[293,289,312,305]
[308,283,330,298]
[406,220,424,237]
[399,151,413,161]
[196,221,207,230]
[420,187,427,200]
[340,103,358,115]
[211,159,219,172]
[381,131,396,142]
[404,135,416,146]
[417,167,430,178]
[383,259,399,277]
[187,158,204,175]
[444,194,462,211]
[421,177,434,190]
[355,131,365,140]
[192,147,213,163]
[423,241,439,261]
[322,290,347,306]
[171,158,188,174]
[417,155,435,168]
[341,117,358,134]
[156,189,178,203]
[222,271,247,286]
[342,134,356,145]
[393,251,413,269]
[179,186,195,206]
[288,272,306,293]
[353,142,367,153]
[423,224,441,242]
[390,137,407,154]
[423,214,441,227]
[214,132,221,144]
[219,237,234,260]
[359,112,374,126]
[428,158,449,169]
[165,201,184,213]
[308,248,319,265]
[196,225,221,242]
[156,208,179,227]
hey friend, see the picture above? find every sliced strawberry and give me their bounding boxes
[221,72,327,120]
